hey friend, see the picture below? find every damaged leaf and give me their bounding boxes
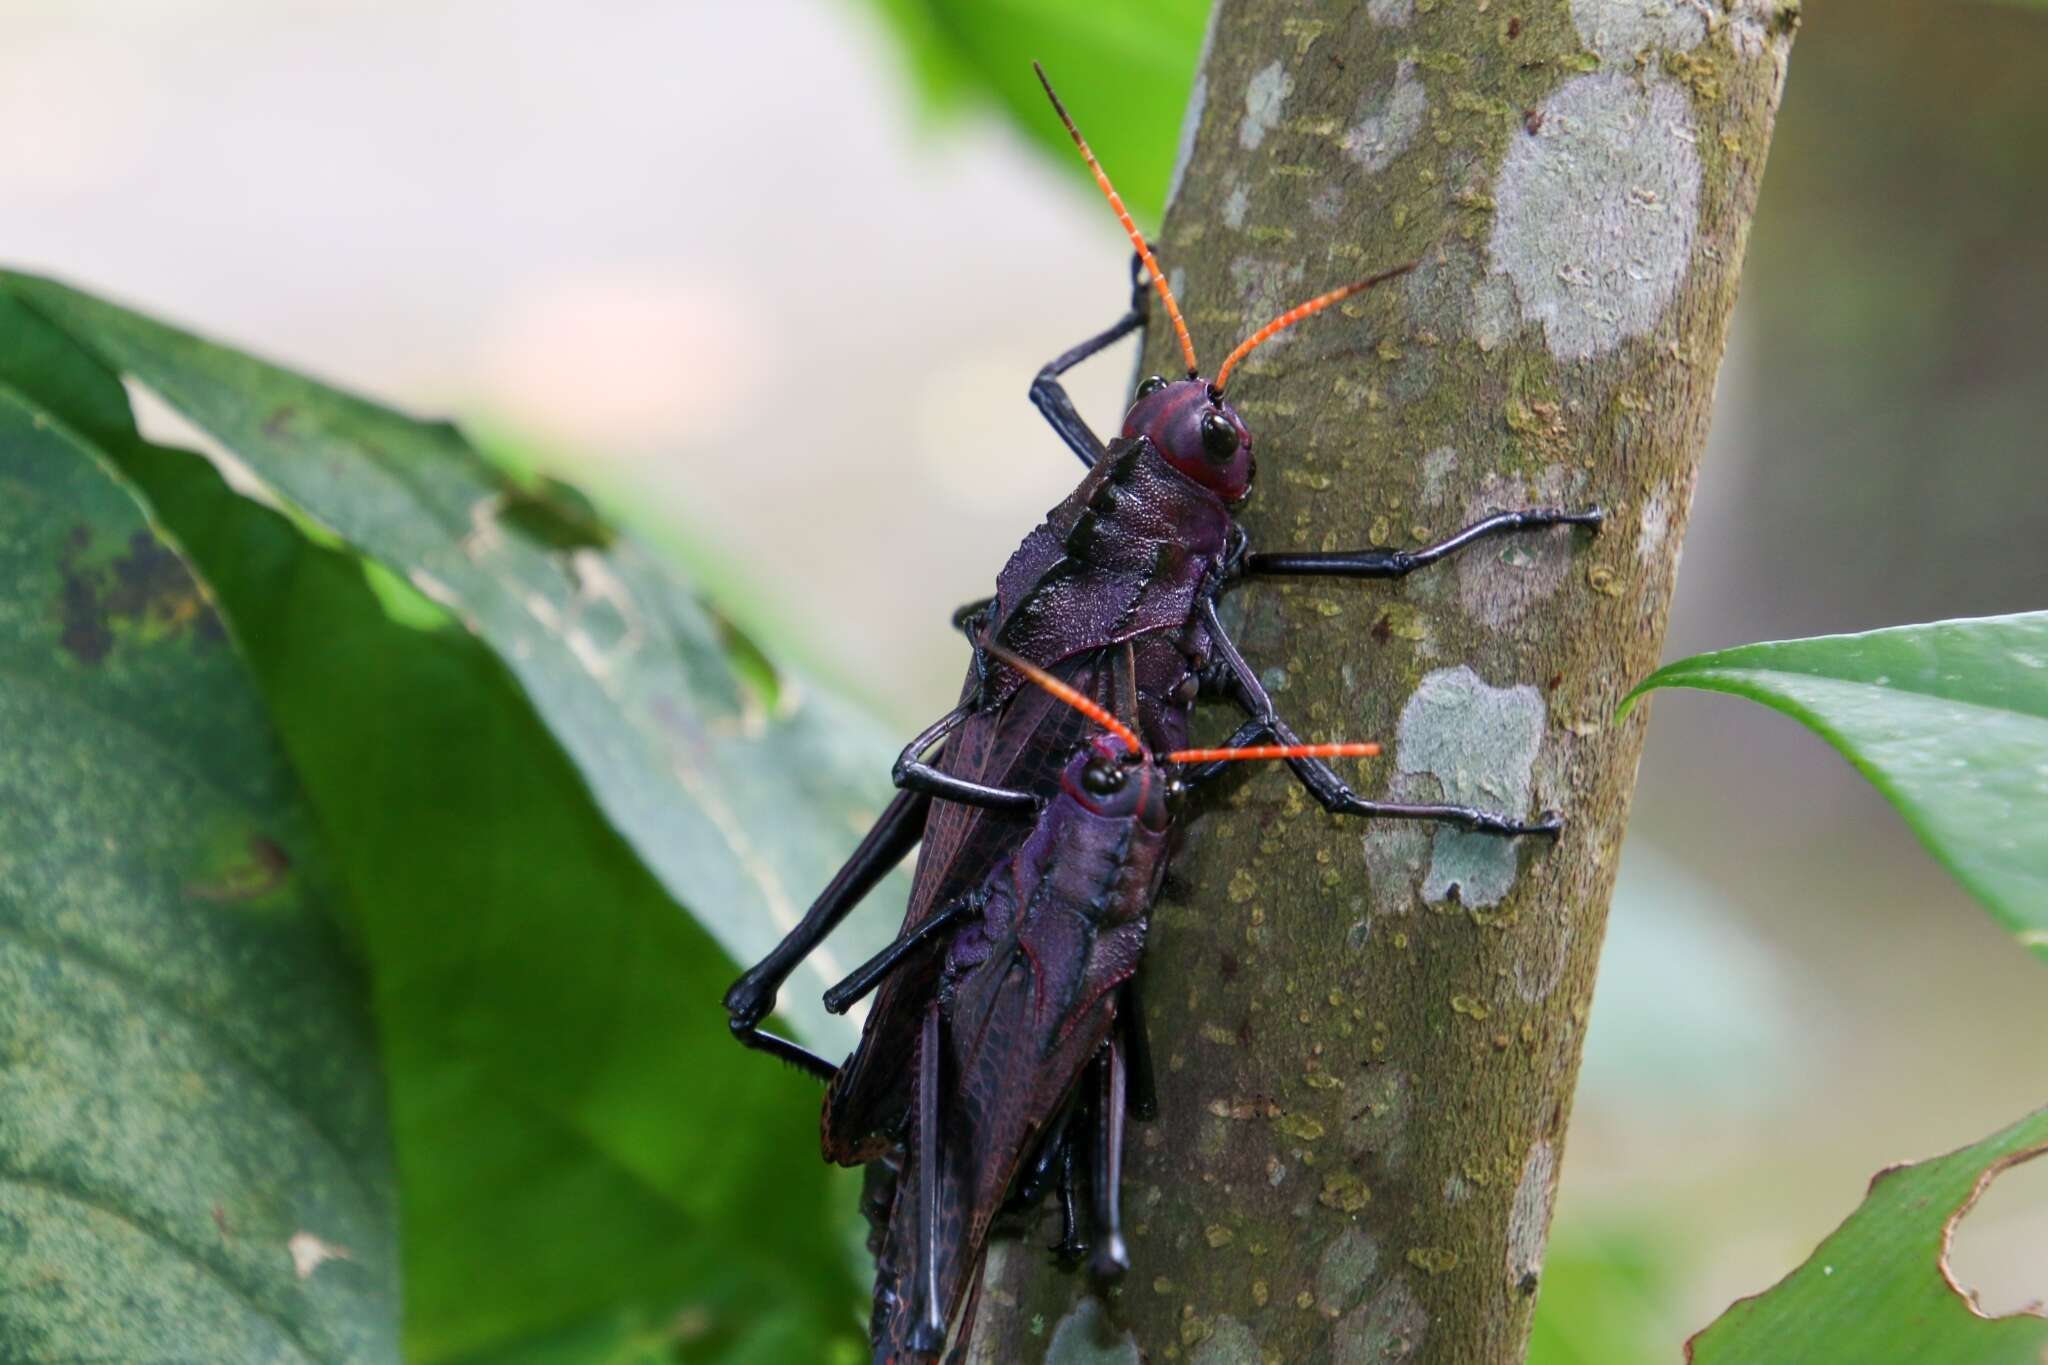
[1626,614,2048,961]
[0,387,397,1359]
[0,271,902,1050]
[1688,1105,2048,1363]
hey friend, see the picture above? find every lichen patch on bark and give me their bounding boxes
[1366,0,1415,29]
[1045,1297,1141,1365]
[1332,1274,1427,1362]
[1317,1225,1384,1315]
[1342,60,1427,174]
[1455,469,1587,629]
[1569,0,1708,63]
[1490,74,1702,361]
[1506,1140,1559,1294]
[1240,61,1291,151]
[1396,668,1546,907]
[1190,1315,1262,1365]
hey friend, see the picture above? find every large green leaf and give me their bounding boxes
[0,292,869,1358]
[1,270,900,1053]
[858,0,1211,224]
[0,387,396,1358]
[1688,1106,2048,1362]
[1625,614,2048,961]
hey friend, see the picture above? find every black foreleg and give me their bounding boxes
[1200,600,1563,838]
[1243,506,1604,580]
[725,786,931,1077]
[895,705,1040,814]
[1029,254,1151,467]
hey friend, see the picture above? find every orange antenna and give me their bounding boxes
[1212,261,1418,394]
[985,642,1144,755]
[1035,62,1200,378]
[1168,742,1381,764]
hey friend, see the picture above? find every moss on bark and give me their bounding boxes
[970,3,1796,1361]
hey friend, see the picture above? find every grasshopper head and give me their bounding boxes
[1062,733,1170,831]
[1122,376,1253,506]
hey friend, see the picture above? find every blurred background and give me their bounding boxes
[9,0,2045,1357]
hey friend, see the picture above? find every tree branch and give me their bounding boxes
[971,3,1796,1361]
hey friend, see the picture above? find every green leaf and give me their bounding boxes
[856,0,1212,224]
[1625,614,2048,960]
[0,291,868,1358]
[0,270,902,1052]
[0,387,396,1358]
[1688,1106,2048,1363]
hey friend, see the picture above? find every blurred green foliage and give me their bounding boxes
[857,0,1209,225]
[1523,1223,1682,1365]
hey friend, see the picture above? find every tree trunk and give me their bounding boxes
[969,3,1796,1362]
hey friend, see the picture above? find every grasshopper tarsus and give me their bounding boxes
[1087,1236,1130,1285]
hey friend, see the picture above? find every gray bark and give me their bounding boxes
[969,3,1796,1362]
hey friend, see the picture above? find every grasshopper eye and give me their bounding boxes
[1137,375,1168,398]
[1199,409,1239,463]
[1082,762,1127,796]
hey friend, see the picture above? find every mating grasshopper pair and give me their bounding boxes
[725,65,1602,1362]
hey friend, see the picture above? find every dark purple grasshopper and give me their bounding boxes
[724,60,1600,1097]
[722,62,1602,1353]
[837,647,1382,1360]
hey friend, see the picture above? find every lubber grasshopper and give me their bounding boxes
[723,63,1602,1104]
[840,647,1383,1361]
[722,58,1605,1365]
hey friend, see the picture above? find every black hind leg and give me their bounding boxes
[724,786,931,1076]
[1085,1038,1131,1282]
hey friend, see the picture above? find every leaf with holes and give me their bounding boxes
[1,269,902,1051]
[0,387,396,1360]
[1625,613,2048,961]
[1687,1106,2048,1362]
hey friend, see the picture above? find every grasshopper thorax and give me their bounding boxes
[1123,376,1253,506]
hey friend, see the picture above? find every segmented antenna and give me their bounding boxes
[1034,62,1200,379]
[1167,742,1380,764]
[985,642,1144,754]
[1212,260,1419,394]
[986,644,1380,770]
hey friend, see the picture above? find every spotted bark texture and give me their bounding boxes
[970,3,1796,1362]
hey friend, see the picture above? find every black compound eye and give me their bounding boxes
[1082,762,1127,796]
[1137,375,1169,398]
[1199,410,1240,463]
